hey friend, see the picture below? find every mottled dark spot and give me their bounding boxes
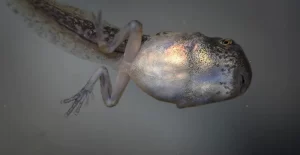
[216,91,221,95]
[221,68,226,72]
[219,82,227,85]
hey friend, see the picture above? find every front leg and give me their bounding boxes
[62,11,143,117]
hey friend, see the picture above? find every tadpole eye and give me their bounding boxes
[220,39,233,45]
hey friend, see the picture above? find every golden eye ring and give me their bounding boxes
[220,39,233,45]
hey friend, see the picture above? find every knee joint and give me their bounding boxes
[128,20,142,31]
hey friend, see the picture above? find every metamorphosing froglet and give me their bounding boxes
[7,0,252,117]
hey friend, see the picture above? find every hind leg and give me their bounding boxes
[62,10,143,117]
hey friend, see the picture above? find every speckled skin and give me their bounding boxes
[7,0,252,115]
[129,32,252,108]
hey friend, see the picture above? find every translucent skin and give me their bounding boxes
[7,0,252,116]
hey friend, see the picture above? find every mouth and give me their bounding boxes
[239,74,247,94]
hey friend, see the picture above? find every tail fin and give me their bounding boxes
[6,0,123,65]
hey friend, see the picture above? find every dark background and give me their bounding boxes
[0,0,298,154]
